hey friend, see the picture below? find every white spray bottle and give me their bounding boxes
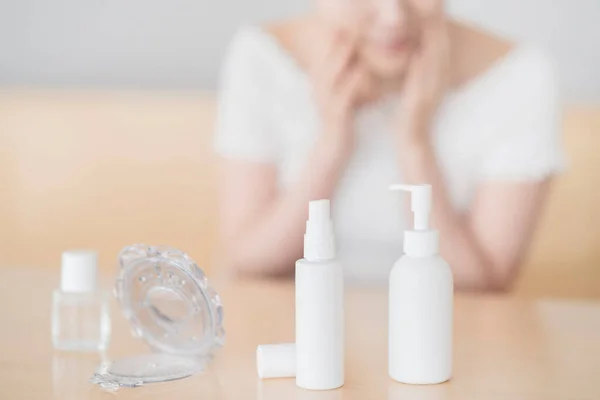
[388,184,453,384]
[295,199,344,390]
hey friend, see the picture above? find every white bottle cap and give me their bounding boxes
[389,184,439,257]
[256,343,296,379]
[60,250,98,293]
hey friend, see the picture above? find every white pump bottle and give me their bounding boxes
[388,184,453,384]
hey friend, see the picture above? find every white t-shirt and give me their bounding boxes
[214,25,566,283]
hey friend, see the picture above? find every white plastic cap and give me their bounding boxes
[256,343,296,379]
[304,199,335,261]
[389,184,439,257]
[60,250,98,293]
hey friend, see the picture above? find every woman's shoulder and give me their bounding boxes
[223,25,279,67]
[453,21,558,95]
[450,24,565,181]
[222,20,306,78]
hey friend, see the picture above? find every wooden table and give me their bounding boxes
[1,267,599,399]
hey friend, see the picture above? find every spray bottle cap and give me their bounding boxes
[304,199,336,261]
[256,343,296,379]
[389,184,439,257]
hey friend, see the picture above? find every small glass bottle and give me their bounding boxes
[52,250,111,352]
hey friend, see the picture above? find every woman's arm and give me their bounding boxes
[396,16,559,291]
[216,29,372,277]
[217,148,345,277]
[399,139,551,291]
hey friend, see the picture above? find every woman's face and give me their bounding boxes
[316,0,443,79]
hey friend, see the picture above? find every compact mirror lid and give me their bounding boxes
[91,244,224,391]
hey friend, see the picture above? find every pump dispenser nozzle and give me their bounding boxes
[389,184,432,231]
[389,184,439,257]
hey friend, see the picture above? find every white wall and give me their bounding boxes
[0,0,308,89]
[1,0,599,103]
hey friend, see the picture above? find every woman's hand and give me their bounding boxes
[310,30,375,160]
[396,15,450,145]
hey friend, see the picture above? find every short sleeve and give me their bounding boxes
[213,27,277,163]
[480,48,567,182]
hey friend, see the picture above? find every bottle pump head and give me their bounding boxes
[389,184,439,257]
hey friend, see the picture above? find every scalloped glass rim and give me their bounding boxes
[115,244,225,356]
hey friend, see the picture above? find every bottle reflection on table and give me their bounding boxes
[51,351,106,400]
[257,379,344,400]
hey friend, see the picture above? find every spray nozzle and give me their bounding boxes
[304,199,335,261]
[308,199,331,225]
[389,184,432,231]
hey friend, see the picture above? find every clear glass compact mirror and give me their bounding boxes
[90,245,225,391]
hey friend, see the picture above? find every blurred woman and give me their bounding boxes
[213,0,565,290]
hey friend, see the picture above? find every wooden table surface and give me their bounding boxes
[1,267,599,400]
